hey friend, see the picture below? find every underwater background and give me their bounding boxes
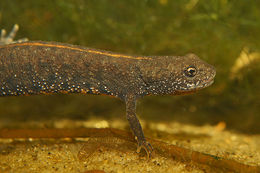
[0,0,259,133]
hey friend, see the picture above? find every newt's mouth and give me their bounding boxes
[196,79,214,89]
[174,78,215,95]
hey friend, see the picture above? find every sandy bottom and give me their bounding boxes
[0,118,259,173]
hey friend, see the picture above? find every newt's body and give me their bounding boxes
[0,27,216,157]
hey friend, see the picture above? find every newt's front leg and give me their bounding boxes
[125,94,153,158]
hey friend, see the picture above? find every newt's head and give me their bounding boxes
[170,53,216,95]
[141,53,216,96]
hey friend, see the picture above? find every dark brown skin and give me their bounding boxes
[0,41,216,158]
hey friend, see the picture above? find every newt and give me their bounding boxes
[0,26,216,158]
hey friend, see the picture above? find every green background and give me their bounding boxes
[0,0,259,133]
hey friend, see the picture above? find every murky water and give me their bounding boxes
[0,0,259,137]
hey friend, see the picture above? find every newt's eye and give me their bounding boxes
[184,66,197,77]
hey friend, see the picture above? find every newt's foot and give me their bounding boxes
[0,24,28,45]
[136,139,154,159]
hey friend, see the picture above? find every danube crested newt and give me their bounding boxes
[0,39,216,158]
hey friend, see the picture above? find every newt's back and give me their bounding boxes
[0,41,148,99]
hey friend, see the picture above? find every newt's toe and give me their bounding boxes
[137,140,154,159]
